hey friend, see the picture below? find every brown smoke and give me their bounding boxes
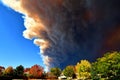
[2,0,120,70]
[2,0,66,70]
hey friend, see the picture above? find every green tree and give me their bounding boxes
[14,65,24,78]
[75,60,91,79]
[62,65,75,78]
[91,51,120,79]
[50,67,61,78]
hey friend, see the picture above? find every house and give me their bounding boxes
[24,68,30,75]
[0,66,5,75]
[58,73,67,80]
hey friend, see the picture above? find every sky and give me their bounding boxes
[0,1,44,68]
[0,0,120,70]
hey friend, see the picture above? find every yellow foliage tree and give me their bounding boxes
[62,65,75,78]
[75,60,91,79]
[4,66,14,75]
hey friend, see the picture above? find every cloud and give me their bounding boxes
[2,0,120,70]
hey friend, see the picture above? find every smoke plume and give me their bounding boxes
[2,0,120,70]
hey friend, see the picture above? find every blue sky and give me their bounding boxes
[0,2,44,68]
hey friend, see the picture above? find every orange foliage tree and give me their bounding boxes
[29,64,44,78]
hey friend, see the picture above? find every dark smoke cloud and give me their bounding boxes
[2,0,120,70]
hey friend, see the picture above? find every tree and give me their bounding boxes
[0,66,14,79]
[4,66,14,76]
[62,65,75,78]
[91,51,120,79]
[50,67,61,78]
[75,60,91,79]
[29,64,44,78]
[14,65,24,78]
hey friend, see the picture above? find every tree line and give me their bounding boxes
[0,51,120,79]
[0,64,45,80]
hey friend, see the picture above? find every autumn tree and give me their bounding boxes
[62,65,75,78]
[50,67,61,78]
[75,60,91,79]
[0,66,13,79]
[4,66,14,76]
[91,51,120,79]
[29,64,44,78]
